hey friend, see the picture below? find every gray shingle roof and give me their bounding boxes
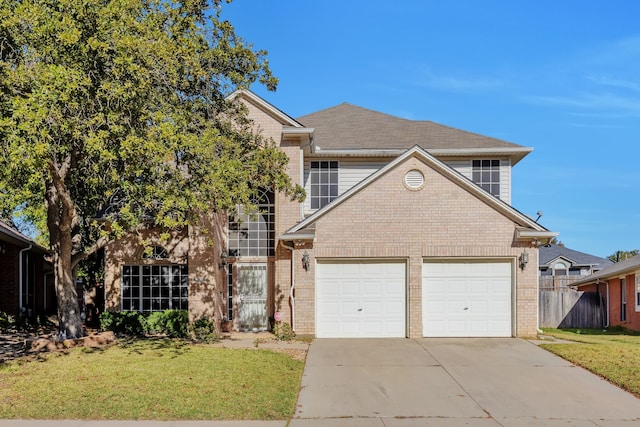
[573,254,640,288]
[0,220,45,250]
[539,244,613,269]
[296,103,524,151]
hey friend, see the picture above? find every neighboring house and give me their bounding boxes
[0,221,54,317]
[103,90,557,338]
[572,254,640,331]
[539,244,614,290]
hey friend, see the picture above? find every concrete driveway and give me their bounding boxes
[292,338,640,426]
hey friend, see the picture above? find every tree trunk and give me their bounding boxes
[46,177,84,339]
[53,251,83,339]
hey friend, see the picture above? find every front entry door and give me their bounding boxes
[237,263,268,331]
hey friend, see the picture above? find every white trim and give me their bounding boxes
[635,273,640,312]
[226,89,303,127]
[287,145,553,236]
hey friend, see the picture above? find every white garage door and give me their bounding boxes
[422,261,512,337]
[316,261,406,338]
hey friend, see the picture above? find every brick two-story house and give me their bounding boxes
[103,90,556,338]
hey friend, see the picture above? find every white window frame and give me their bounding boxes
[635,273,640,312]
[228,189,275,257]
[621,277,627,322]
[471,159,500,198]
[309,160,339,209]
[121,264,189,312]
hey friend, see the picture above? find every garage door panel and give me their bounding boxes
[423,261,512,338]
[316,261,406,338]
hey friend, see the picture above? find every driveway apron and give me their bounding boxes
[293,338,640,426]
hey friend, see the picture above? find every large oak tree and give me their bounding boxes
[0,0,304,337]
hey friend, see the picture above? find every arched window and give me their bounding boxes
[142,245,169,260]
[553,262,568,276]
[228,189,275,257]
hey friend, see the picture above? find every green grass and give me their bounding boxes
[0,339,304,420]
[540,328,640,397]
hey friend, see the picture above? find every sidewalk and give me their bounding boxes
[0,422,288,427]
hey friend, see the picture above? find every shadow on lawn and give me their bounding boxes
[119,336,193,358]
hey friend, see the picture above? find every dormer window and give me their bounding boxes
[310,161,339,209]
[553,262,568,276]
[472,160,500,198]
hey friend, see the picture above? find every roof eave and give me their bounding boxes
[515,229,559,243]
[226,89,304,128]
[308,147,533,163]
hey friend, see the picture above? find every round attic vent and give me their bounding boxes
[404,169,425,189]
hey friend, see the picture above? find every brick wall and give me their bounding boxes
[278,155,540,337]
[0,243,20,315]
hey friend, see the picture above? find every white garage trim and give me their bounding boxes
[316,260,407,338]
[422,260,514,337]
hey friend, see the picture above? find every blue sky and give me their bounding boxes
[222,0,640,258]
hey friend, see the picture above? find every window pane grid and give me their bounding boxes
[228,189,275,257]
[227,264,234,320]
[472,159,500,198]
[310,161,338,210]
[121,264,188,312]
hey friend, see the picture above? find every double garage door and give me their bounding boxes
[316,260,512,338]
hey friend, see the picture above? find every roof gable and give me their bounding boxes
[284,145,553,238]
[539,244,614,268]
[227,89,305,128]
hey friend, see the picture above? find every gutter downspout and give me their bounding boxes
[280,241,296,333]
[18,245,32,315]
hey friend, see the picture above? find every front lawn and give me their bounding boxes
[540,328,640,397]
[0,339,304,420]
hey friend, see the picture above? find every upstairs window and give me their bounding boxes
[228,189,275,257]
[553,262,568,276]
[310,161,338,209]
[472,160,500,198]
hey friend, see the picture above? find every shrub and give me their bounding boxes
[99,311,146,336]
[100,310,189,338]
[273,321,295,341]
[156,310,189,338]
[0,311,16,333]
[145,311,166,335]
[189,316,219,343]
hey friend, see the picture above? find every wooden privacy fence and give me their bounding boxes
[539,289,604,329]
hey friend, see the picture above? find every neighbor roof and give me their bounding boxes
[297,103,531,159]
[0,220,45,250]
[573,254,640,288]
[539,244,614,269]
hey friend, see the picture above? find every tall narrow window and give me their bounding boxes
[227,263,234,320]
[228,189,275,257]
[310,161,339,209]
[472,160,500,198]
[635,274,640,312]
[621,278,627,322]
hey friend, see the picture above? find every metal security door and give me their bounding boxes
[237,263,268,331]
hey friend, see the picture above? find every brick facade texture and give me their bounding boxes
[103,93,541,338]
[274,156,539,338]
